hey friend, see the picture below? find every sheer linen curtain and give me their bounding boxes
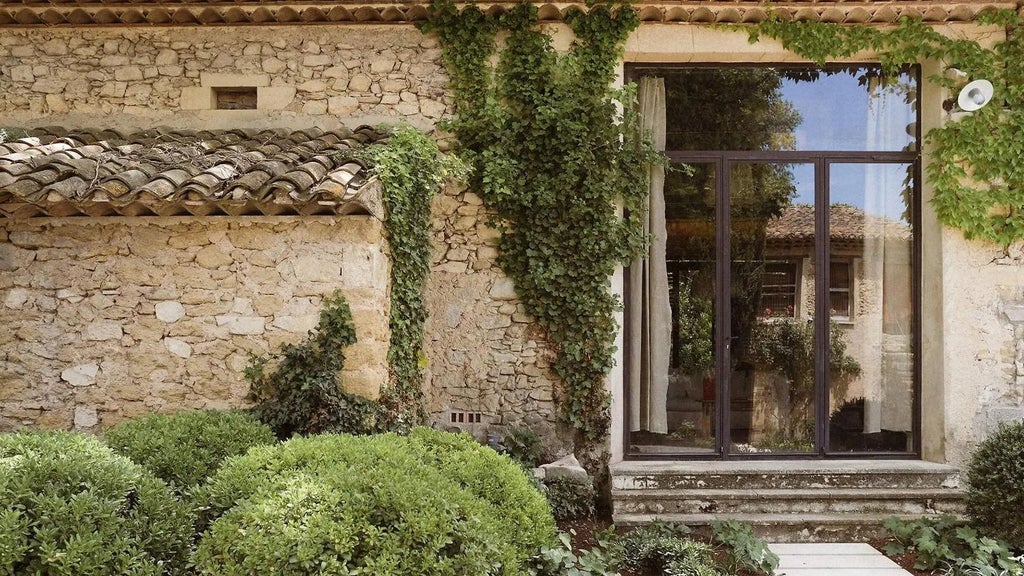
[628,77,672,434]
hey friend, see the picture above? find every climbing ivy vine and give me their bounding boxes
[751,9,1024,246]
[421,1,660,443]
[369,126,466,427]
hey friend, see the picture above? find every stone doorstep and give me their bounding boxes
[610,459,961,490]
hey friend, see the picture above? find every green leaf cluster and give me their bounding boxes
[883,515,1023,574]
[103,410,276,495]
[966,420,1024,550]
[710,519,780,576]
[245,291,382,438]
[752,10,1024,245]
[422,0,660,444]
[368,126,468,427]
[0,431,193,576]
[192,428,556,575]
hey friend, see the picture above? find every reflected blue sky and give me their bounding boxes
[780,70,915,219]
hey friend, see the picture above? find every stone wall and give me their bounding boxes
[424,184,571,454]
[0,216,390,431]
[0,25,448,131]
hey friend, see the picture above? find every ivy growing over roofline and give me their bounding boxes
[421,0,660,444]
[750,9,1024,246]
[369,126,467,426]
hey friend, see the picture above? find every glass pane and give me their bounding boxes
[828,163,915,453]
[644,66,917,152]
[730,162,816,454]
[630,162,718,455]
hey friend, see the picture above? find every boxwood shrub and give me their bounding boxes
[966,420,1024,549]
[104,410,276,493]
[0,430,193,576]
[193,429,556,575]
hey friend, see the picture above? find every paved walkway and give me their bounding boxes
[768,543,912,576]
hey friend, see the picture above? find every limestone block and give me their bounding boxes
[4,288,30,309]
[250,86,292,111]
[180,86,212,110]
[74,406,99,428]
[31,79,66,94]
[303,55,333,67]
[272,314,318,333]
[84,320,123,341]
[216,315,266,335]
[302,100,328,115]
[291,255,340,283]
[45,94,69,114]
[370,59,395,74]
[163,337,192,358]
[200,72,270,87]
[297,79,327,92]
[323,65,348,79]
[328,95,359,116]
[155,301,186,323]
[155,49,178,66]
[195,245,233,269]
[61,363,99,387]
[421,98,447,119]
[489,278,517,300]
[114,67,144,82]
[10,65,34,83]
[349,75,371,92]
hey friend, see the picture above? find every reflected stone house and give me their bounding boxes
[2,0,1023,538]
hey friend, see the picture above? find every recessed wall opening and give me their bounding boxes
[214,87,257,110]
[625,64,921,459]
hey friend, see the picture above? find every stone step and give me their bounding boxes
[612,487,965,516]
[611,460,961,491]
[612,512,955,543]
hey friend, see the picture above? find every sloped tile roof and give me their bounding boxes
[0,126,386,219]
[0,1,1012,27]
[765,203,911,248]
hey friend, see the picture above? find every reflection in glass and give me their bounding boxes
[631,162,718,454]
[730,163,816,454]
[828,163,915,453]
[648,66,917,153]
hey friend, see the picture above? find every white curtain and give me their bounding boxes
[629,77,672,434]
[862,77,915,434]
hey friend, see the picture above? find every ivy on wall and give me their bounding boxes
[369,126,466,427]
[421,1,660,444]
[751,9,1024,246]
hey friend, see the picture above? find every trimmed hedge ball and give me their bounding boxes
[104,409,276,492]
[0,430,193,576]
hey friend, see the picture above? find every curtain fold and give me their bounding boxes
[629,77,672,434]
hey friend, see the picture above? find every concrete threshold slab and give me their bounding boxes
[768,542,912,576]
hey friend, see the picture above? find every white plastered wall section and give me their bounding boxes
[608,22,1005,465]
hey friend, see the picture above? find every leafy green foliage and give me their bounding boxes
[966,421,1024,549]
[882,515,1024,574]
[369,127,467,427]
[193,429,556,575]
[423,1,660,444]
[0,430,192,576]
[543,476,597,522]
[616,523,724,576]
[531,529,620,576]
[710,519,779,576]
[744,318,860,442]
[752,10,1024,246]
[245,290,382,438]
[104,410,276,494]
[500,427,544,469]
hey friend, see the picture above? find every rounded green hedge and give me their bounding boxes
[104,410,276,493]
[0,430,193,576]
[193,429,556,575]
[966,421,1024,549]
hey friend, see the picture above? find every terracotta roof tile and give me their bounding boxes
[0,1,1011,27]
[0,125,387,219]
[765,203,910,248]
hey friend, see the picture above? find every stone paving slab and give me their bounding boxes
[769,542,912,576]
